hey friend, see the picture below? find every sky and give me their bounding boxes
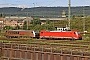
[0,0,90,8]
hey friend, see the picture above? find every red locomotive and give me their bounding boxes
[40,27,82,40]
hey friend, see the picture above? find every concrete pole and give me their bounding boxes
[68,0,71,29]
[83,6,85,33]
[27,13,28,30]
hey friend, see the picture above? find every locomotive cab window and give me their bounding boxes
[41,32,43,33]
[77,32,80,34]
[31,32,33,33]
[65,29,67,31]
[60,29,62,31]
[59,29,60,30]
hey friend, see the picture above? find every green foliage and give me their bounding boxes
[1,6,90,18]
[46,19,50,24]
[53,17,90,32]
[46,24,55,30]
[28,23,55,32]
[23,21,27,30]
[1,7,90,33]
[30,18,41,26]
[20,17,90,32]
[71,17,90,32]
[0,13,5,18]
[54,20,68,28]
[14,25,21,30]
[4,26,13,30]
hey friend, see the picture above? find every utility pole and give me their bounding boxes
[27,13,28,30]
[83,6,86,35]
[33,3,35,8]
[83,6,85,30]
[68,0,71,29]
[33,3,35,17]
[83,6,85,31]
[33,3,35,25]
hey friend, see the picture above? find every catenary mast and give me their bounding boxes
[68,0,71,29]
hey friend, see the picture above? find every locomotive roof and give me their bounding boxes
[45,30,79,32]
[48,30,72,32]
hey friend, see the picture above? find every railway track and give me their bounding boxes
[1,42,90,55]
[0,37,90,56]
[0,37,90,45]
[0,37,73,42]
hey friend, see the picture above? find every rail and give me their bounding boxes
[0,42,90,60]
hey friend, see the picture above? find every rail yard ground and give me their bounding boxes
[0,33,90,53]
[0,33,90,60]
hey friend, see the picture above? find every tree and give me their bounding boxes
[30,18,41,26]
[0,13,5,18]
[14,25,20,30]
[23,21,27,30]
[4,26,13,30]
[72,15,75,19]
[46,19,50,24]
